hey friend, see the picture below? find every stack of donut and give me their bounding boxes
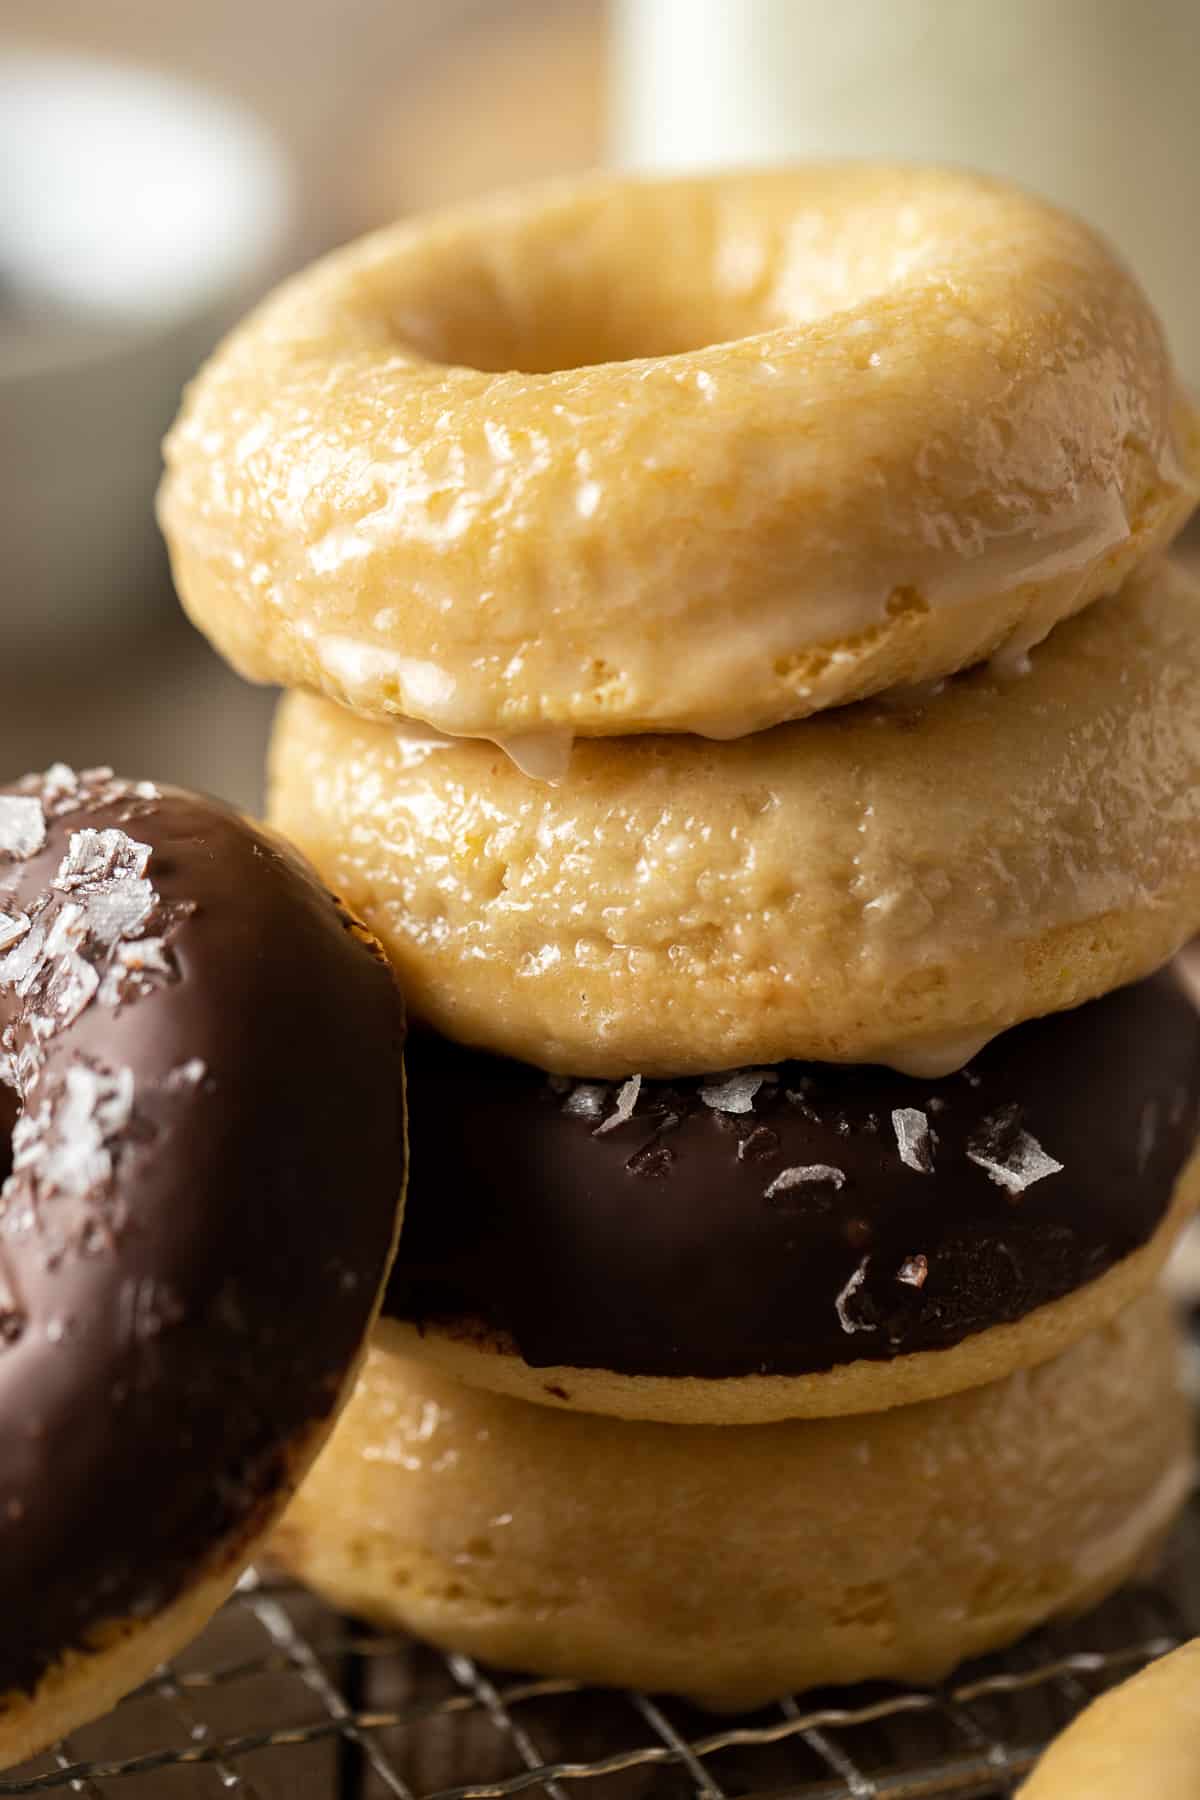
[161,167,1200,1708]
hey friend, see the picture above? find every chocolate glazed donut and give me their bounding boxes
[0,766,405,1741]
[391,970,1200,1382]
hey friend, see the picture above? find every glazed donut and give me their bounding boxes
[389,968,1200,1423]
[159,166,1200,744]
[272,1291,1191,1711]
[268,558,1200,1080]
[0,765,406,1768]
[1020,1638,1200,1799]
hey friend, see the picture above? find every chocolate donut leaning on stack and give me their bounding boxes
[160,167,1200,1706]
[0,767,407,1765]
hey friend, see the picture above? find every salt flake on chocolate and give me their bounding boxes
[55,828,150,892]
[39,765,79,803]
[25,766,159,821]
[42,830,155,970]
[563,1083,606,1119]
[86,877,155,947]
[699,1069,776,1114]
[763,1163,846,1197]
[0,913,49,996]
[53,831,155,949]
[165,1058,207,1091]
[835,1257,874,1333]
[594,1074,641,1135]
[6,1062,134,1205]
[896,1254,928,1289]
[0,813,182,1129]
[967,1116,1063,1195]
[0,797,46,862]
[36,945,99,1038]
[99,938,177,1009]
[892,1106,934,1172]
[0,912,29,955]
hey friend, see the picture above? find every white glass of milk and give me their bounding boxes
[612,0,1200,381]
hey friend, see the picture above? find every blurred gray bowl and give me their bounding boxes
[0,50,296,657]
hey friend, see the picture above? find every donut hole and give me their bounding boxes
[386,256,766,373]
[373,183,943,375]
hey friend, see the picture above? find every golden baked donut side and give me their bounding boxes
[160,166,1200,740]
[270,1291,1191,1711]
[268,560,1200,1079]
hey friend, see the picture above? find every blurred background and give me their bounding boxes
[1,0,1197,809]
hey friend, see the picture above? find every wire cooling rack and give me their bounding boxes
[1,1498,1197,1800]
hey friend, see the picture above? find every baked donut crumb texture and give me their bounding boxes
[272,1291,1191,1710]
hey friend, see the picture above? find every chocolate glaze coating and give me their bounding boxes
[0,768,406,1696]
[389,970,1200,1380]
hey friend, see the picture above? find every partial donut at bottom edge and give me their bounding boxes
[270,1291,1191,1712]
[1019,1637,1200,1799]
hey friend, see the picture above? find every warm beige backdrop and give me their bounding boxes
[0,0,602,808]
[1,0,604,248]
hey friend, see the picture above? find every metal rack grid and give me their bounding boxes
[1,1497,1196,1800]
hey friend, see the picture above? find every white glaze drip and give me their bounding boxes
[359,715,575,784]
[874,1029,996,1080]
[486,729,575,784]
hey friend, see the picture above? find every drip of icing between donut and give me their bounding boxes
[296,479,1131,758]
[370,712,576,783]
[283,479,1131,777]
[871,1028,998,1079]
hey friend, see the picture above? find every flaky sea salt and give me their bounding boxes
[835,1257,874,1334]
[0,912,29,955]
[966,1114,1063,1195]
[54,828,150,892]
[699,1069,776,1114]
[6,1063,135,1203]
[0,913,49,995]
[39,765,79,803]
[563,1083,606,1119]
[763,1163,846,1198]
[0,797,46,862]
[165,1059,207,1091]
[594,1074,641,1135]
[892,1107,934,1173]
[26,766,159,820]
[35,947,100,1038]
[737,1125,779,1162]
[98,937,175,1008]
